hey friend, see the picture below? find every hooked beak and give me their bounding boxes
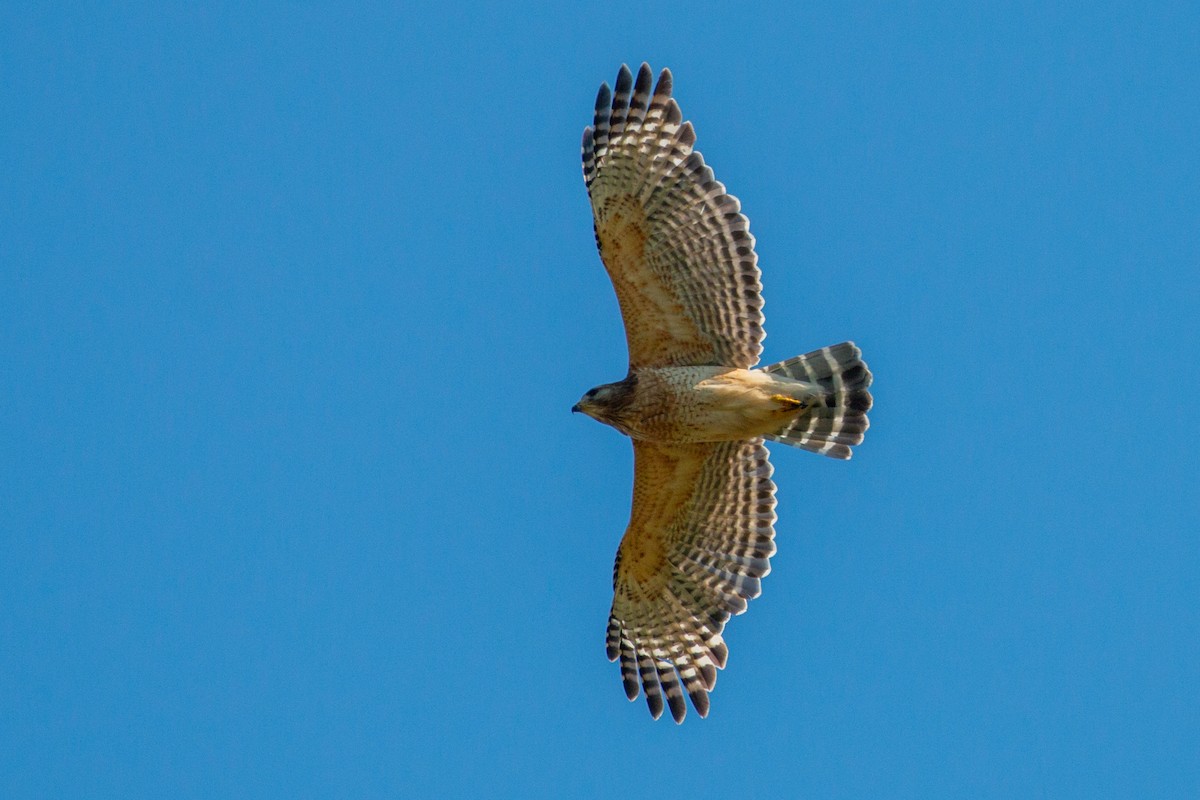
[571,404,581,413]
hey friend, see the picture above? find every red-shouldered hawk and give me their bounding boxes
[574,64,873,722]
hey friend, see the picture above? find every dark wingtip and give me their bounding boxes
[657,67,673,94]
[636,62,652,86]
[614,64,633,95]
[594,82,611,112]
[646,692,664,720]
[678,119,695,147]
[712,641,729,668]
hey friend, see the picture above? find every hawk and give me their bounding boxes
[574,64,873,722]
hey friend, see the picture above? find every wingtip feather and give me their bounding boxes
[656,67,673,96]
[594,82,611,112]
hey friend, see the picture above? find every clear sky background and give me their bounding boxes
[3,2,1198,798]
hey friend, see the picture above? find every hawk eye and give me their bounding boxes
[586,388,598,398]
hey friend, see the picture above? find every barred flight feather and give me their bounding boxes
[636,650,664,719]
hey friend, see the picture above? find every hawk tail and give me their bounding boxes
[761,342,873,459]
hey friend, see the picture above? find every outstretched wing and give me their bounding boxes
[582,63,765,370]
[606,439,777,722]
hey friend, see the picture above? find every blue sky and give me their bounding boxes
[3,2,1198,797]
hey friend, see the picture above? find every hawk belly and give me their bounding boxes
[626,366,820,444]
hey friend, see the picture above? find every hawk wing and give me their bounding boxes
[582,63,765,370]
[606,438,777,722]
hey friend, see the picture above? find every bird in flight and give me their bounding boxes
[575,64,873,722]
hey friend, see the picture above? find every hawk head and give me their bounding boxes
[572,374,638,432]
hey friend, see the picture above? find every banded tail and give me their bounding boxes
[762,342,873,460]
